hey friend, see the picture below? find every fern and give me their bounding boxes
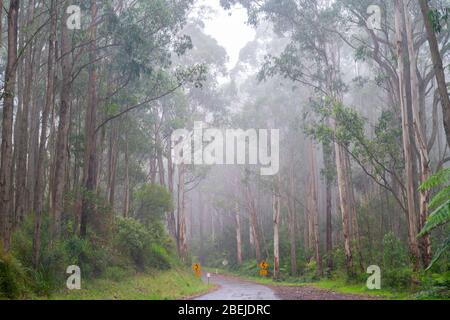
[418,168,450,269]
[419,200,450,236]
[428,185,450,210]
[426,234,450,271]
[419,168,450,191]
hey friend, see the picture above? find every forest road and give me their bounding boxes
[194,274,378,300]
[195,274,280,300]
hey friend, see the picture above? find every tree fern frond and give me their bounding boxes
[426,234,450,270]
[428,185,450,210]
[419,200,450,236]
[419,168,450,191]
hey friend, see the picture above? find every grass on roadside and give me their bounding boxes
[307,278,409,300]
[49,268,214,300]
[208,268,412,299]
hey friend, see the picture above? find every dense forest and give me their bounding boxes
[0,0,449,300]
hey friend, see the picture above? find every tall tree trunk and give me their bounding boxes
[334,139,354,274]
[308,140,322,275]
[198,194,205,265]
[157,134,165,186]
[177,163,187,262]
[149,149,157,184]
[272,177,281,279]
[403,4,432,266]
[303,201,310,253]
[0,0,20,251]
[27,41,42,216]
[245,184,261,263]
[323,142,333,271]
[167,137,176,238]
[51,1,73,240]
[419,0,450,148]
[107,121,118,207]
[235,201,242,265]
[345,151,364,272]
[0,0,4,46]
[32,0,56,267]
[307,184,314,252]
[394,0,421,269]
[211,206,215,243]
[123,132,130,218]
[287,201,297,276]
[287,165,297,276]
[15,0,35,225]
[80,1,99,238]
[12,0,25,228]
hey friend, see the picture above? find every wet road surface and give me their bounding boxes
[194,274,378,300]
[195,274,280,300]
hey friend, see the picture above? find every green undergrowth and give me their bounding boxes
[49,268,213,300]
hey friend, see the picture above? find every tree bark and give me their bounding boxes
[287,165,297,275]
[272,177,281,279]
[245,183,261,263]
[32,0,56,267]
[235,201,242,265]
[167,136,176,238]
[323,143,333,271]
[394,0,421,269]
[419,0,450,148]
[15,0,35,225]
[334,139,354,274]
[80,1,99,238]
[308,140,322,275]
[0,0,20,251]
[403,3,432,267]
[198,193,205,265]
[345,151,364,272]
[177,163,188,262]
[51,1,73,240]
[107,121,118,207]
[157,133,165,186]
[123,132,130,218]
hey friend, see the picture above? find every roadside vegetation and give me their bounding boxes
[209,263,449,300]
[50,269,212,300]
[0,184,210,299]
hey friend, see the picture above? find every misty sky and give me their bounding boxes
[200,0,255,70]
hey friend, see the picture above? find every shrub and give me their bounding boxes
[0,250,29,299]
[11,214,69,295]
[134,184,173,228]
[11,214,112,295]
[146,244,172,270]
[114,217,151,268]
[114,217,174,271]
[382,232,408,269]
[416,271,450,299]
[383,267,414,290]
[303,259,319,282]
[63,236,111,278]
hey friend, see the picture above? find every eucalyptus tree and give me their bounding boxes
[222,0,358,274]
[63,0,203,239]
[332,0,450,268]
[0,0,20,251]
[419,0,450,148]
